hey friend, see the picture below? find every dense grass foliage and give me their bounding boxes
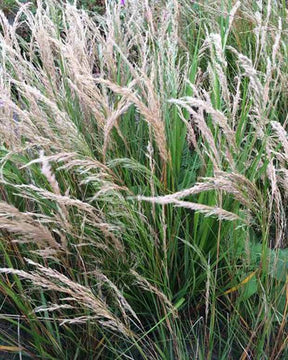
[0,0,288,359]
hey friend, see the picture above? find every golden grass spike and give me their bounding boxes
[0,345,22,352]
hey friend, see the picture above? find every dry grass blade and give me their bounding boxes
[169,98,221,169]
[136,196,243,222]
[0,259,134,337]
[0,201,61,249]
[92,270,141,325]
[95,77,169,164]
[271,121,288,161]
[137,170,259,212]
[130,270,177,318]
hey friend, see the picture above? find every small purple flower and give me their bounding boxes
[120,0,125,5]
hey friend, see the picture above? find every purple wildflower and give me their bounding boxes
[120,0,125,5]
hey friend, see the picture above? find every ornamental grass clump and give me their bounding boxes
[0,0,288,359]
